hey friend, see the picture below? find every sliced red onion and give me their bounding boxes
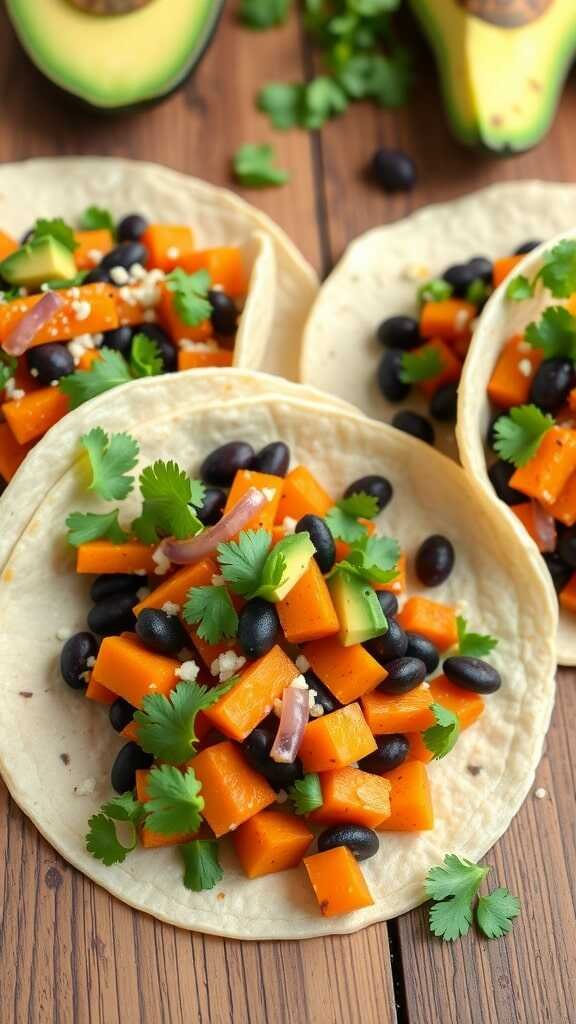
[2,291,65,356]
[270,685,309,764]
[532,500,557,553]
[161,486,267,565]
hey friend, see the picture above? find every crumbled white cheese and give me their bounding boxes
[542,490,553,505]
[210,650,246,683]
[289,674,308,690]
[86,656,96,669]
[282,516,297,535]
[295,655,310,673]
[3,378,25,401]
[273,697,283,717]
[134,568,147,577]
[178,338,219,352]
[421,681,431,690]
[402,262,430,282]
[535,787,547,800]
[162,601,180,616]
[18,287,27,297]
[29,367,39,378]
[128,267,165,309]
[129,263,147,281]
[136,587,151,602]
[67,332,103,365]
[309,704,324,718]
[74,778,96,796]
[176,660,200,683]
[71,299,92,322]
[152,546,171,576]
[109,266,130,286]
[87,249,103,266]
[166,246,180,261]
[518,358,533,378]
[262,487,277,502]
[56,627,73,641]
[211,574,226,587]
[69,287,81,300]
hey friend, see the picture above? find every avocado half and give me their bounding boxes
[409,0,576,152]
[6,0,225,111]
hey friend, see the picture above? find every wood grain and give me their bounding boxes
[0,3,575,1022]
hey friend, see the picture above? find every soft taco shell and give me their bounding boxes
[300,181,576,459]
[0,375,556,938]
[457,232,576,666]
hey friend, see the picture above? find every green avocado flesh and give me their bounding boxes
[410,0,576,152]
[0,237,77,289]
[6,0,223,109]
[329,572,387,648]
[269,533,315,603]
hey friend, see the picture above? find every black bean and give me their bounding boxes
[101,325,133,357]
[196,486,227,526]
[542,551,572,593]
[488,460,526,505]
[366,619,408,663]
[90,573,143,603]
[60,632,98,690]
[514,240,542,255]
[530,357,575,414]
[296,514,335,574]
[109,697,135,733]
[343,474,393,512]
[378,348,410,402]
[26,343,74,384]
[318,824,379,862]
[305,671,341,715]
[134,324,177,373]
[201,440,255,486]
[430,382,457,422]
[87,593,137,637]
[405,632,440,674]
[392,410,435,445]
[252,441,290,477]
[486,412,505,451]
[558,527,576,569]
[443,263,479,297]
[237,599,279,659]
[376,590,398,619]
[376,316,421,351]
[111,742,153,794]
[378,656,427,694]
[416,534,455,587]
[209,290,238,336]
[135,608,189,656]
[467,257,493,284]
[117,214,149,243]
[372,148,416,192]
[358,734,409,774]
[241,728,303,791]
[84,266,111,284]
[100,241,148,272]
[444,656,501,694]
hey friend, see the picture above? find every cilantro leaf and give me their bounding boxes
[338,492,379,520]
[85,793,144,866]
[134,679,235,764]
[81,427,139,501]
[257,83,305,130]
[183,586,239,645]
[506,275,534,301]
[254,532,310,601]
[537,239,576,298]
[0,352,17,390]
[101,792,145,825]
[422,703,460,760]
[233,144,290,188]
[325,506,369,544]
[428,894,475,942]
[239,0,291,29]
[59,347,132,409]
[456,616,499,659]
[32,217,78,252]
[80,206,116,235]
[289,773,323,815]
[166,268,212,327]
[400,347,442,384]
[181,839,224,891]
[66,510,129,547]
[144,765,204,835]
[43,271,88,291]
[476,887,521,939]
[418,278,453,304]
[301,76,348,130]
[466,279,490,307]
[132,461,205,543]
[525,306,576,360]
[332,533,400,586]
[425,854,489,942]
[493,404,554,468]
[338,50,411,108]
[217,529,272,597]
[130,332,164,379]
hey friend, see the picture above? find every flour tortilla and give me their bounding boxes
[300,181,576,459]
[0,156,318,378]
[457,232,576,666]
[0,373,556,938]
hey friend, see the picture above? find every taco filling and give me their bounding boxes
[59,426,505,918]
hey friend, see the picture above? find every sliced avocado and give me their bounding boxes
[267,533,315,603]
[410,0,576,152]
[6,0,224,111]
[0,237,77,290]
[329,572,387,648]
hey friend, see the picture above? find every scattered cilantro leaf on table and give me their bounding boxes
[537,239,576,298]
[81,427,139,501]
[86,793,144,866]
[66,509,129,547]
[422,703,460,760]
[233,144,290,188]
[135,679,235,764]
[184,586,239,645]
[132,460,205,543]
[144,765,204,835]
[80,205,116,236]
[31,217,78,252]
[506,274,534,302]
[181,840,224,891]
[525,306,576,360]
[400,347,442,384]
[456,616,499,659]
[425,854,520,942]
[337,50,411,108]
[59,347,133,408]
[239,0,291,29]
[301,76,348,129]
[166,268,212,326]
[217,529,272,597]
[258,83,305,130]
[476,888,521,939]
[130,333,164,378]
[289,773,323,815]
[493,405,554,468]
[330,533,400,586]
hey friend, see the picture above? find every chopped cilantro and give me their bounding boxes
[337,50,411,108]
[86,793,144,866]
[493,404,554,468]
[184,585,239,645]
[325,492,379,543]
[217,529,272,598]
[456,616,499,659]
[0,352,17,390]
[330,533,400,586]
[400,347,442,384]
[300,76,348,130]
[506,274,534,302]
[466,279,490,307]
[181,839,224,892]
[233,144,290,188]
[476,887,521,939]
[31,217,78,252]
[134,679,235,764]
[59,347,132,409]
[422,703,460,760]
[289,773,323,815]
[525,306,576,360]
[239,0,291,29]
[425,854,520,942]
[81,427,139,502]
[338,492,379,520]
[143,764,204,835]
[132,460,205,543]
[66,509,129,547]
[255,532,310,601]
[166,268,212,327]
[43,271,88,291]
[80,205,116,236]
[257,83,305,130]
[537,239,576,298]
[418,278,453,304]
[130,332,164,378]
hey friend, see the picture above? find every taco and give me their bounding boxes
[0,371,556,938]
[458,232,576,666]
[0,156,318,485]
[300,181,576,459]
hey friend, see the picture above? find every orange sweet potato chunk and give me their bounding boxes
[85,671,116,705]
[487,335,543,409]
[309,767,391,828]
[135,769,200,849]
[361,685,434,735]
[76,540,157,575]
[275,466,333,523]
[379,761,434,831]
[429,675,485,730]
[419,300,476,342]
[2,387,69,444]
[304,846,374,917]
[224,469,283,533]
[178,348,234,371]
[492,255,523,288]
[0,422,32,481]
[546,473,576,526]
[303,635,387,704]
[92,635,179,708]
[277,558,339,644]
[233,810,314,878]
[299,703,376,773]
[510,427,576,506]
[397,597,458,651]
[203,645,299,741]
[133,558,217,615]
[190,741,275,837]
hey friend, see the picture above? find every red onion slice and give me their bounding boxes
[161,486,267,565]
[2,291,65,356]
[270,685,309,764]
[532,500,557,553]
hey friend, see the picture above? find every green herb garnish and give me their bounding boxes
[525,306,576,360]
[289,773,323,815]
[0,352,17,390]
[59,347,132,408]
[80,205,116,236]
[537,239,576,298]
[86,793,144,865]
[325,491,378,543]
[181,840,224,891]
[239,0,291,28]
[456,616,499,659]
[233,144,290,188]
[217,528,273,597]
[422,703,460,760]
[184,586,239,645]
[493,404,554,468]
[165,268,212,326]
[425,854,520,942]
[400,347,442,384]
[130,333,164,378]
[31,217,78,252]
[506,274,534,302]
[81,427,139,502]
[134,680,235,765]
[329,533,399,586]
[143,765,204,835]
[131,460,205,543]
[65,509,129,547]
[418,278,453,304]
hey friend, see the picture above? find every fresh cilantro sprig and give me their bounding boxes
[81,428,139,502]
[80,205,116,236]
[239,0,290,29]
[134,679,235,764]
[422,703,460,760]
[537,239,576,298]
[329,533,400,586]
[0,352,17,390]
[418,278,453,304]
[86,793,144,865]
[466,279,490,307]
[217,530,313,602]
[66,509,129,547]
[31,217,78,252]
[233,144,290,188]
[181,840,224,891]
[184,586,239,645]
[289,773,323,815]
[325,492,379,543]
[59,347,133,409]
[456,616,499,659]
[143,764,204,835]
[525,306,576,360]
[506,275,534,302]
[131,461,205,543]
[425,854,520,941]
[166,268,212,326]
[130,333,164,378]
[493,405,554,468]
[400,347,442,384]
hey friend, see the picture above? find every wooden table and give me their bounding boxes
[0,6,575,1023]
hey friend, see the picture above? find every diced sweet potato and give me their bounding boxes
[203,645,299,741]
[304,846,374,917]
[378,761,434,831]
[0,422,32,481]
[299,703,376,773]
[277,559,339,644]
[2,387,69,444]
[361,685,434,734]
[190,741,275,837]
[419,300,475,342]
[133,558,216,615]
[487,335,543,409]
[76,540,157,575]
[92,635,179,707]
[233,810,313,878]
[397,597,458,651]
[510,426,576,506]
[275,466,333,523]
[429,675,485,730]
[309,766,391,828]
[224,469,282,533]
[303,635,387,704]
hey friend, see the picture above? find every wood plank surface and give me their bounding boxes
[0,3,575,1023]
